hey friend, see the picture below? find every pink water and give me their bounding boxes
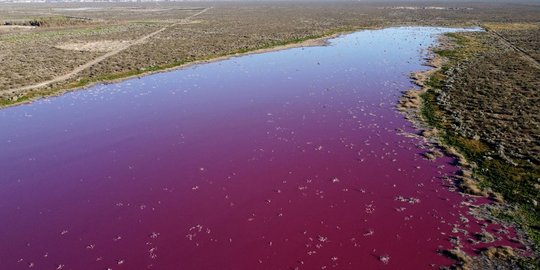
[0,27,518,269]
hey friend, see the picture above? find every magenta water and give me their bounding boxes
[0,27,518,269]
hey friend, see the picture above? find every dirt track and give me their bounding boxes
[3,7,211,95]
[486,27,540,69]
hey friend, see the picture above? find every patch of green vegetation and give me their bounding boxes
[491,203,540,253]
[0,98,16,107]
[3,15,89,27]
[434,49,459,58]
[425,70,445,89]
[422,88,540,251]
[420,32,540,252]
[443,133,489,160]
[419,91,442,128]
[445,32,467,46]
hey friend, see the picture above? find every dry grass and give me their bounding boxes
[418,29,540,257]
[55,40,131,52]
[1,1,540,102]
[486,23,540,61]
[484,22,539,31]
[437,31,540,163]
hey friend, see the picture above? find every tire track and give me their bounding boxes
[485,27,540,69]
[5,7,211,94]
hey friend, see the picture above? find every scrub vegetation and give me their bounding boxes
[1,1,540,105]
[418,24,540,269]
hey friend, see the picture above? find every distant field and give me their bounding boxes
[1,1,540,103]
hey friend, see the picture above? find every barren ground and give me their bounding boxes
[1,1,540,103]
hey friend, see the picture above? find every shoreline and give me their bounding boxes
[0,24,481,110]
[398,33,536,268]
[0,28,361,109]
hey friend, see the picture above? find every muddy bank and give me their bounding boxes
[398,32,538,268]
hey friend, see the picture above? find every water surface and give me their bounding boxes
[0,27,515,269]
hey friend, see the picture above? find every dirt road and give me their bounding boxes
[5,7,211,94]
[486,27,540,69]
